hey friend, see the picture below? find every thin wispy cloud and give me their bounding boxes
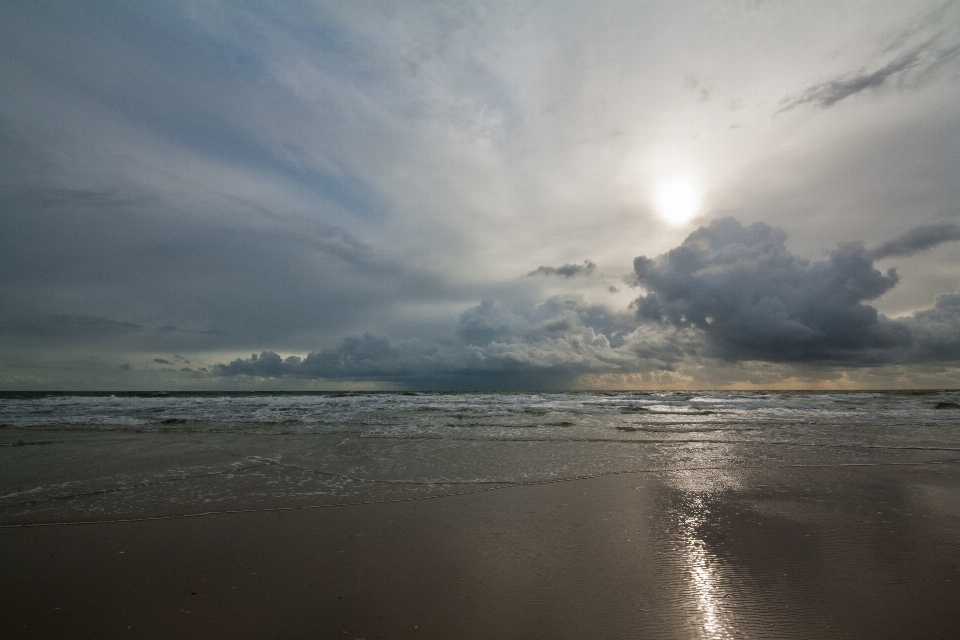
[866,222,960,260]
[780,42,960,111]
[780,3,960,111]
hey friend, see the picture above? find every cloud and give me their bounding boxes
[0,5,462,360]
[3,2,960,390]
[780,5,960,111]
[632,218,914,362]
[866,222,960,260]
[48,315,143,332]
[0,121,439,352]
[780,45,960,111]
[24,316,226,339]
[214,296,695,389]
[215,217,960,387]
[527,260,597,278]
[631,217,960,365]
[157,325,226,335]
[903,288,960,362]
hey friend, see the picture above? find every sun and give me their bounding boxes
[653,176,701,225]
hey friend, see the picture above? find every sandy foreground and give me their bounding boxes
[2,461,959,639]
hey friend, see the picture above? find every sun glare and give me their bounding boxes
[654,176,701,225]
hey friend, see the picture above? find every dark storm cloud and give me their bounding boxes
[904,288,960,361]
[866,222,960,259]
[215,338,410,380]
[527,260,597,278]
[214,297,692,389]
[632,218,960,363]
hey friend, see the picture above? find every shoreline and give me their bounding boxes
[4,455,957,530]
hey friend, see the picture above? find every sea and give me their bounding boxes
[2,390,959,528]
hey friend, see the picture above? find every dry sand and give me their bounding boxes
[3,461,959,639]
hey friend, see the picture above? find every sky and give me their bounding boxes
[2,0,960,390]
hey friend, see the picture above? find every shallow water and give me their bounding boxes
[2,390,958,526]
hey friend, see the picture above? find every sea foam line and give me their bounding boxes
[3,458,957,529]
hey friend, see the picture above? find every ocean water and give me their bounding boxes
[2,390,959,528]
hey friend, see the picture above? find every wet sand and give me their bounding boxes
[2,461,960,639]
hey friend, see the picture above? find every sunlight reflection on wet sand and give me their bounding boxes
[684,496,727,639]
[669,464,742,639]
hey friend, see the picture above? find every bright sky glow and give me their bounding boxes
[654,176,701,226]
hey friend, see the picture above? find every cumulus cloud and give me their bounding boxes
[632,217,960,363]
[527,260,597,278]
[903,288,960,362]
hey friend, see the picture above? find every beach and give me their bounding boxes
[4,459,959,639]
[5,3,960,633]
